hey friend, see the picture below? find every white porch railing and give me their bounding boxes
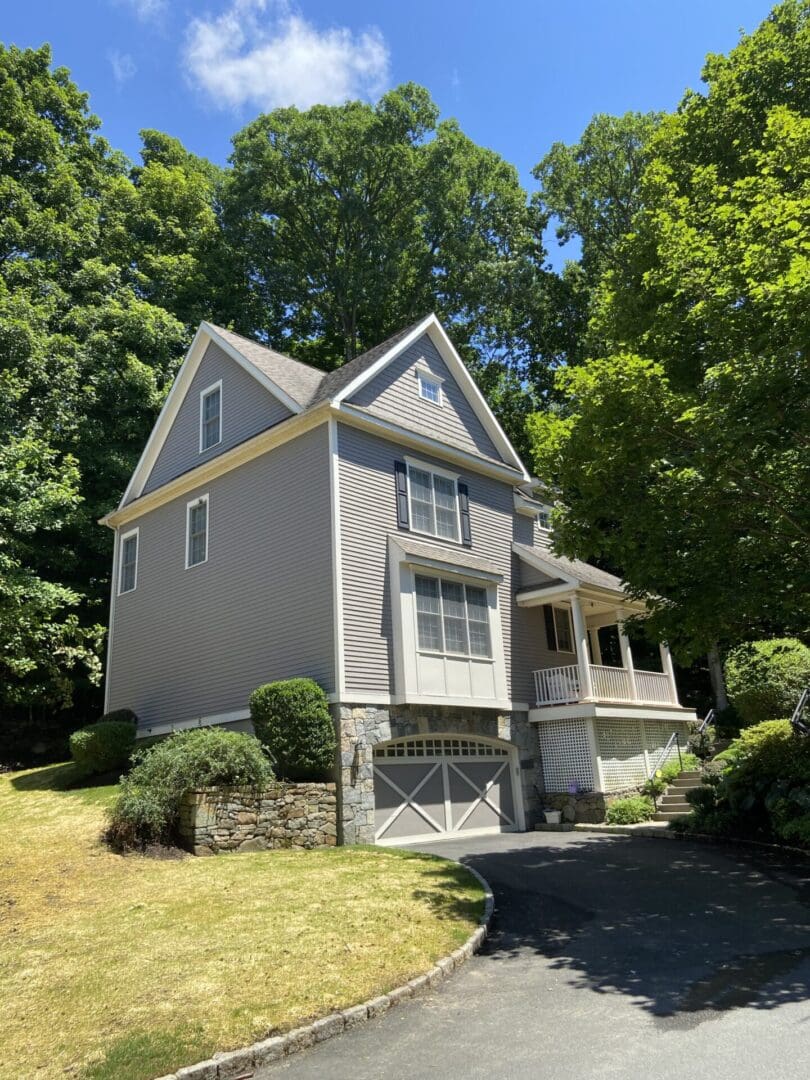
[533,664,676,706]
[634,669,676,704]
[533,665,581,706]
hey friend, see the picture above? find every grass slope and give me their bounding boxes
[0,764,483,1080]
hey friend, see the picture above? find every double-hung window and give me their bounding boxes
[545,605,574,653]
[118,528,138,594]
[408,464,459,541]
[415,575,492,658]
[200,382,222,452]
[417,370,442,405]
[186,495,209,568]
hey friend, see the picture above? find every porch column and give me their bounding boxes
[659,642,679,705]
[616,610,638,701]
[589,628,603,665]
[570,595,595,701]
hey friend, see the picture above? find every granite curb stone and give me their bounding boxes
[153,857,494,1080]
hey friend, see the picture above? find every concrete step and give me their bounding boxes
[678,770,702,779]
[658,800,691,812]
[654,809,692,821]
[670,779,702,791]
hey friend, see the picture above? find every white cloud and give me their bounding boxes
[117,0,166,21]
[109,50,137,87]
[182,0,390,111]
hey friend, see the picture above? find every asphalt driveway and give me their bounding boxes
[261,831,810,1080]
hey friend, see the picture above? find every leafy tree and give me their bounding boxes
[0,44,186,712]
[218,83,544,374]
[528,1,810,658]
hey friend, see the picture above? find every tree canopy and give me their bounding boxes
[528,0,810,657]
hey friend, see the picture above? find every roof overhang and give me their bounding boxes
[332,313,530,481]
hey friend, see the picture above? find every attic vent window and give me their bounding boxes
[200,382,222,452]
[417,369,442,406]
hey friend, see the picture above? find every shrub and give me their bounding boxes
[107,727,273,848]
[70,720,136,776]
[250,678,336,781]
[686,719,810,846]
[605,795,655,825]
[688,724,716,760]
[100,708,138,726]
[724,639,810,728]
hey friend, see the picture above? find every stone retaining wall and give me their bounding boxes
[179,783,337,855]
[542,787,640,824]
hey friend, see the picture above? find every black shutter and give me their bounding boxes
[543,605,558,651]
[458,481,472,547]
[394,460,409,529]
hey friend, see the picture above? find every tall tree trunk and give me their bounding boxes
[707,645,728,712]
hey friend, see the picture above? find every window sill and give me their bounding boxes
[417,649,495,664]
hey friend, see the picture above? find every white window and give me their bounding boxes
[415,575,492,658]
[186,495,209,568]
[407,463,459,541]
[417,370,442,406]
[546,605,574,653]
[200,381,222,452]
[118,528,138,594]
[537,506,551,530]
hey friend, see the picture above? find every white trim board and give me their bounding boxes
[120,323,303,507]
[328,418,346,700]
[333,313,530,480]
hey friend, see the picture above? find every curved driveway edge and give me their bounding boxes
[157,859,494,1080]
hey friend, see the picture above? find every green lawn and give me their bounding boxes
[0,764,483,1080]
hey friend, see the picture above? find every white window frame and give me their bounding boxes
[118,527,139,595]
[413,571,493,661]
[405,456,461,543]
[199,380,222,453]
[416,366,443,407]
[550,604,575,653]
[185,493,209,569]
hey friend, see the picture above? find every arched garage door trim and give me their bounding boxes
[373,734,525,845]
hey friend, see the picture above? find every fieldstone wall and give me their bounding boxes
[541,787,640,824]
[335,703,541,844]
[178,783,337,855]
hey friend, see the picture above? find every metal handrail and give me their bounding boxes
[646,731,684,811]
[696,708,715,734]
[791,687,809,737]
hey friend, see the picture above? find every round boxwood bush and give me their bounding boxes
[100,708,138,726]
[724,638,810,727]
[249,678,336,781]
[70,720,136,776]
[107,727,273,848]
[604,795,656,825]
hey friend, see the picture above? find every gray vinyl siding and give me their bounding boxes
[338,423,533,702]
[141,341,293,496]
[107,424,334,729]
[347,333,503,464]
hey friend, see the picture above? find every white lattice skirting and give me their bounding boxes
[538,716,693,794]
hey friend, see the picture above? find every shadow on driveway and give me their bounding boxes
[423,832,810,1025]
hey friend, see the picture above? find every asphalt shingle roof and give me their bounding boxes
[207,316,431,412]
[513,542,625,594]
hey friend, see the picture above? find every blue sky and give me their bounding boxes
[6,0,774,265]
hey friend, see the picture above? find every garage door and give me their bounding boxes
[373,736,521,844]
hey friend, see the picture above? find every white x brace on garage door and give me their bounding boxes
[373,736,524,844]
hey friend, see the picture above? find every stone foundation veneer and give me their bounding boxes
[178,784,337,855]
[541,787,642,824]
[335,703,542,844]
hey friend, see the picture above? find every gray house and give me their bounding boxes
[102,314,696,844]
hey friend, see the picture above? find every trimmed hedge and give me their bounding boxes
[106,727,273,848]
[249,678,336,781]
[724,638,810,728]
[70,720,136,776]
[100,708,138,726]
[683,719,810,846]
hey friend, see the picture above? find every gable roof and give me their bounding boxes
[120,315,529,508]
[513,542,626,595]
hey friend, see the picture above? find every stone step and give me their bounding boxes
[669,779,702,790]
[654,809,692,821]
[678,771,702,779]
[658,799,691,811]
